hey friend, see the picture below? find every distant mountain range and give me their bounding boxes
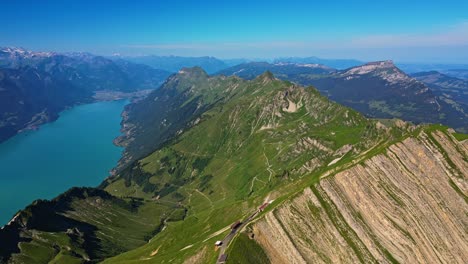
[397,63,468,78]
[120,55,228,74]
[115,55,365,73]
[273,56,363,69]
[441,69,468,80]
[0,48,171,92]
[412,71,468,91]
[411,71,468,110]
[217,61,336,80]
[0,47,172,142]
[218,60,468,132]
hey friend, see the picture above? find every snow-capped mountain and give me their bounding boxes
[0,47,56,57]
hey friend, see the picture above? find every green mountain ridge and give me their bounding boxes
[1,68,466,264]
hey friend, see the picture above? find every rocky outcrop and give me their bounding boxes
[253,131,467,263]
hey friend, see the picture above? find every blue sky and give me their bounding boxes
[1,0,468,62]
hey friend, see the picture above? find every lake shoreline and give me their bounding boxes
[0,99,131,226]
[0,89,152,145]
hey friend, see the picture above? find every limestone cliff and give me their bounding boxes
[252,130,467,263]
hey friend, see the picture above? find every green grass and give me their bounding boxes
[6,188,178,263]
[226,233,270,264]
[453,132,468,141]
[50,252,84,264]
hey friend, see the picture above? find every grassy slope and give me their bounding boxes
[3,188,178,263]
[226,233,270,264]
[101,73,409,263]
[453,132,468,141]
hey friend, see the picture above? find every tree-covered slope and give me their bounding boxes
[113,67,244,169]
[0,67,92,142]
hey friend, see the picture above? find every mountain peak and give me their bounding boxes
[345,60,396,75]
[340,60,421,85]
[0,47,28,54]
[177,66,208,77]
[255,70,276,82]
[0,46,55,58]
[366,60,395,67]
[273,61,333,70]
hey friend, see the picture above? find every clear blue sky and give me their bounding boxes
[2,0,468,62]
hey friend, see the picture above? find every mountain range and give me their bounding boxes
[397,63,468,76]
[412,71,468,103]
[116,55,366,73]
[120,55,229,74]
[442,69,468,80]
[0,67,466,263]
[273,56,363,69]
[0,47,172,142]
[218,60,468,132]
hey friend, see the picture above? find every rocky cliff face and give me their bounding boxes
[252,130,467,263]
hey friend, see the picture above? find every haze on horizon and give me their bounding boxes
[2,0,468,63]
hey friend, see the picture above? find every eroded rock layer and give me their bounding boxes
[253,131,467,264]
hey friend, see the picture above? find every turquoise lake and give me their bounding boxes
[0,100,128,226]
